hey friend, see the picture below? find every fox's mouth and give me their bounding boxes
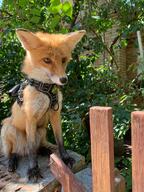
[50,75,68,86]
[48,73,68,86]
[40,67,68,85]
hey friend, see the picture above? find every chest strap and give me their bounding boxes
[10,78,59,111]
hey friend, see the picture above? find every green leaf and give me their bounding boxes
[141,88,144,97]
[49,4,62,14]
[31,16,40,24]
[29,0,34,3]
[50,0,61,6]
[62,1,72,17]
[32,9,41,16]
[50,15,61,29]
[19,0,27,7]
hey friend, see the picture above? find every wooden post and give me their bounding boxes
[90,106,114,192]
[50,153,86,192]
[132,111,144,192]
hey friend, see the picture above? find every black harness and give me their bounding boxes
[9,78,59,111]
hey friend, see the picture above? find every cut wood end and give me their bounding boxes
[50,153,64,168]
[131,111,144,117]
[90,106,112,112]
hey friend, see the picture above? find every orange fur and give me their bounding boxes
[1,29,85,171]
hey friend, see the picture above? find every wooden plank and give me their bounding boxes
[90,106,114,192]
[0,150,85,192]
[132,111,144,192]
[50,153,86,192]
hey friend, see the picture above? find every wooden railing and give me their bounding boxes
[90,107,114,192]
[132,111,144,192]
[50,106,144,192]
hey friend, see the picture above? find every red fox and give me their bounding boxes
[1,29,86,181]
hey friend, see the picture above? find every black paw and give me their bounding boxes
[37,146,52,157]
[61,153,75,168]
[27,165,43,182]
[8,153,19,172]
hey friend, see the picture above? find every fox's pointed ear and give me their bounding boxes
[64,30,86,50]
[16,29,42,50]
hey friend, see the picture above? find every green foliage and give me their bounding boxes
[0,31,24,119]
[0,0,72,32]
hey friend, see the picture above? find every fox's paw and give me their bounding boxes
[27,165,43,182]
[61,152,75,168]
[8,153,19,172]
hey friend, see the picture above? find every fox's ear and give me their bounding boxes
[64,30,86,50]
[16,29,42,50]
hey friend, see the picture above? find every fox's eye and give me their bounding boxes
[43,58,52,64]
[62,57,67,64]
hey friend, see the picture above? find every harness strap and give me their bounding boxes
[11,78,59,111]
[17,80,29,106]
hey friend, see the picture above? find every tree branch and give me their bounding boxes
[0,9,13,17]
[91,28,119,69]
[110,33,122,51]
[69,0,83,31]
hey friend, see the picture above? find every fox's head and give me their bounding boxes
[16,29,86,85]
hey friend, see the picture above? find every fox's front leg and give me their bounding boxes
[49,110,75,167]
[26,119,42,181]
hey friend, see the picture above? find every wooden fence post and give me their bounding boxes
[132,111,144,192]
[90,106,114,192]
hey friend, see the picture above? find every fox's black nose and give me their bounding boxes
[60,77,68,84]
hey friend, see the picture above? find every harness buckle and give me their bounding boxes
[39,82,44,91]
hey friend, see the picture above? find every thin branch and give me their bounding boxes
[91,28,119,69]
[69,0,83,31]
[110,34,121,51]
[0,9,13,17]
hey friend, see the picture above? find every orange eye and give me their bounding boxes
[62,57,67,64]
[43,58,52,64]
